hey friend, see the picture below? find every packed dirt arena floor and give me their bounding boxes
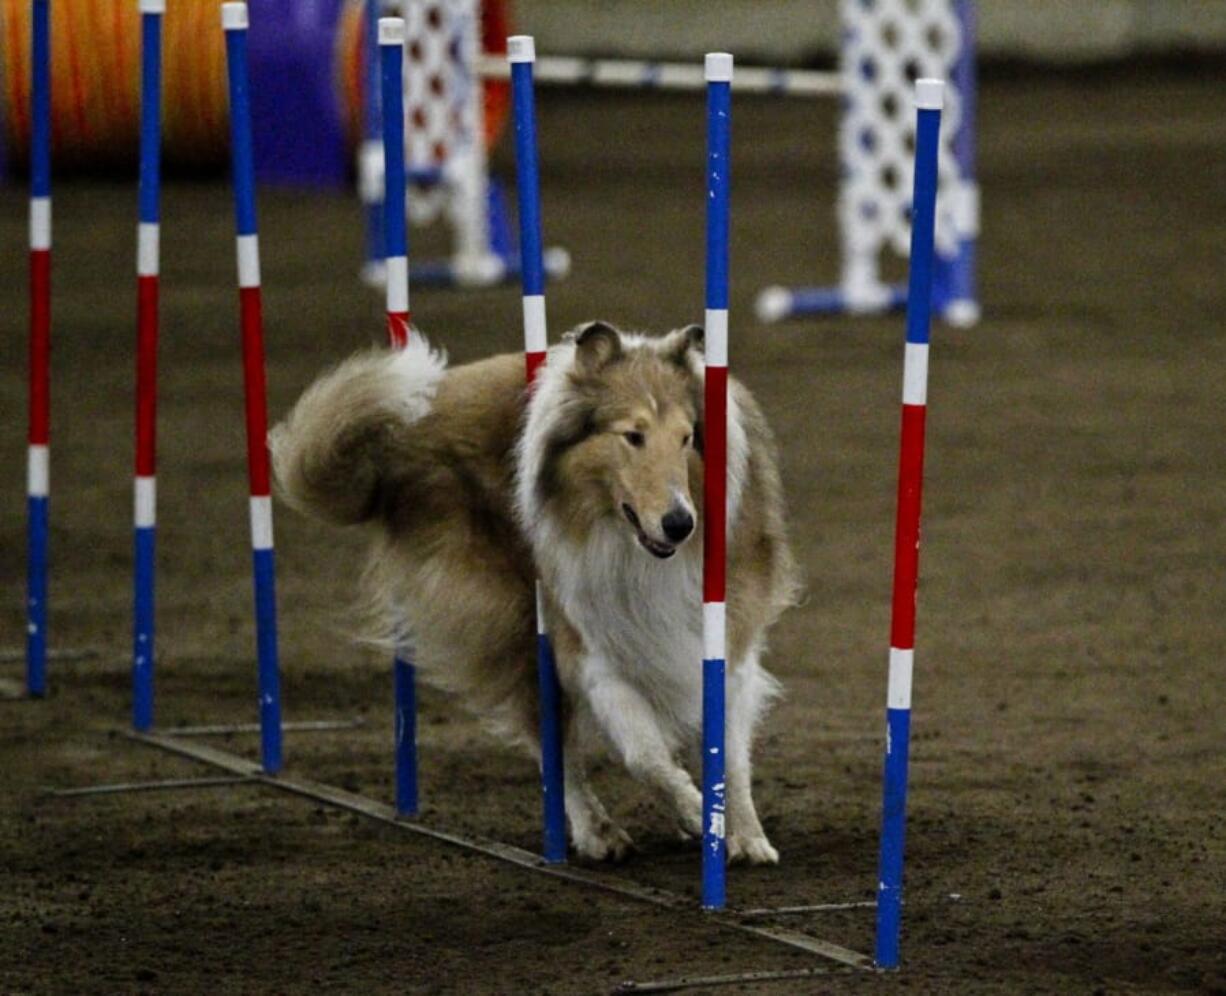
[2,64,1224,994]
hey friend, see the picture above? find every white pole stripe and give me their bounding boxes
[385,256,409,313]
[703,601,726,662]
[137,222,160,277]
[236,234,261,289]
[915,78,944,111]
[139,0,166,13]
[378,17,405,46]
[27,445,49,497]
[507,34,535,63]
[220,1,247,31]
[954,180,980,238]
[704,308,728,367]
[249,495,275,551]
[534,579,546,635]
[522,295,547,354]
[134,476,157,528]
[887,647,914,710]
[30,197,51,250]
[902,342,929,406]
[358,140,384,205]
[704,52,734,83]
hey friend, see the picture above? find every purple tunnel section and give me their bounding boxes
[247,0,349,187]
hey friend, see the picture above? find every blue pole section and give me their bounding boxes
[132,0,163,733]
[379,18,418,814]
[701,52,732,911]
[510,65,544,299]
[509,36,567,864]
[26,0,51,699]
[30,0,49,198]
[224,2,282,774]
[394,656,418,813]
[943,0,978,323]
[26,498,47,697]
[362,0,384,276]
[874,78,942,971]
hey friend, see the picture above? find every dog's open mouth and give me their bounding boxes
[622,504,676,560]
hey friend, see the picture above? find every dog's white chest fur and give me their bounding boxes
[540,520,705,735]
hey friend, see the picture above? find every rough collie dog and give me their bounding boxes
[270,322,799,863]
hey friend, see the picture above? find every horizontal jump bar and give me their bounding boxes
[478,54,840,97]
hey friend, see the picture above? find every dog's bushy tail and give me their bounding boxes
[270,336,447,526]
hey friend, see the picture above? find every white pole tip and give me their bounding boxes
[221,2,248,30]
[138,0,165,13]
[507,35,536,64]
[704,52,734,83]
[915,78,944,110]
[378,17,405,46]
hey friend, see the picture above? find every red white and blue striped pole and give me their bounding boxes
[874,77,943,970]
[132,0,164,732]
[379,15,418,817]
[702,51,733,911]
[222,1,282,774]
[359,0,385,286]
[508,34,566,864]
[26,0,52,698]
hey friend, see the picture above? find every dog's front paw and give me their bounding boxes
[727,832,780,865]
[574,820,635,863]
[675,785,704,840]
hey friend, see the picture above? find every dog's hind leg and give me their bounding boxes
[583,664,703,838]
[725,651,781,865]
[564,723,634,862]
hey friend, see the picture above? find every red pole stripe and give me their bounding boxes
[525,350,546,386]
[702,366,728,604]
[135,275,159,476]
[29,250,51,446]
[239,286,271,496]
[889,403,927,650]
[387,312,410,349]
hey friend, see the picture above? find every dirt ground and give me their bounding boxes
[2,64,1224,994]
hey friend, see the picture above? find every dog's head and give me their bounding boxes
[531,322,705,559]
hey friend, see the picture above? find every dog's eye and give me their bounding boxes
[623,431,645,448]
[681,433,692,449]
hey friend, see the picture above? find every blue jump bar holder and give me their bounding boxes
[508,35,567,865]
[873,78,943,971]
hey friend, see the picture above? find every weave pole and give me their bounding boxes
[26,0,51,698]
[701,51,732,911]
[359,0,384,286]
[874,77,943,970]
[222,2,283,774]
[132,0,164,732]
[379,15,418,817]
[508,34,566,864]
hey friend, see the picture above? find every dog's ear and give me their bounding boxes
[567,321,623,374]
[661,324,704,366]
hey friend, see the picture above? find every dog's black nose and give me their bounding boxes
[661,508,694,543]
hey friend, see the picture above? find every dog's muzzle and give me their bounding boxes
[622,503,678,559]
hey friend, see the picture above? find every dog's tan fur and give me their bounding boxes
[271,323,799,861]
